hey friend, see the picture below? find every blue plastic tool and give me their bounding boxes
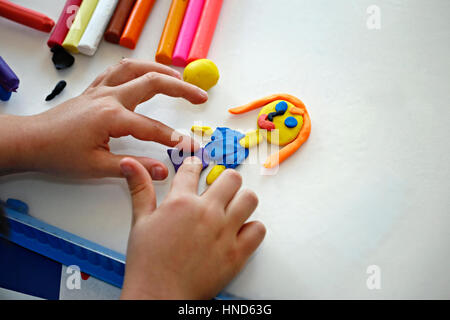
[0,198,240,299]
[0,199,125,288]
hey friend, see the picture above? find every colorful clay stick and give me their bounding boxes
[155,0,189,65]
[46,80,67,101]
[167,147,209,172]
[119,0,156,49]
[187,0,223,63]
[0,84,12,101]
[229,94,311,168]
[62,0,99,53]
[0,0,55,33]
[47,0,82,48]
[0,56,19,92]
[104,0,136,43]
[172,0,205,67]
[51,45,75,70]
[78,0,119,55]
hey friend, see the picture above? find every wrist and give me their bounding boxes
[0,114,42,175]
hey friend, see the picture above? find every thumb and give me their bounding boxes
[120,157,157,225]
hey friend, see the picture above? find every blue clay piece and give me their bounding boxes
[275,101,288,113]
[284,116,298,128]
[167,147,209,172]
[0,84,12,101]
[204,127,249,169]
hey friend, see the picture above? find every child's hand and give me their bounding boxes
[119,157,266,299]
[7,59,208,179]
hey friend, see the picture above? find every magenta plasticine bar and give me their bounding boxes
[172,0,205,67]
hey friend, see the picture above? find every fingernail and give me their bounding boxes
[184,156,201,165]
[120,163,134,177]
[151,166,166,180]
[200,89,208,99]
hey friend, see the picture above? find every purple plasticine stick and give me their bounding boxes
[0,56,19,92]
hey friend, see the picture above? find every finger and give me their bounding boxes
[113,72,208,110]
[170,157,203,194]
[96,152,169,180]
[236,221,266,258]
[120,157,157,225]
[226,189,259,229]
[203,169,242,208]
[112,111,199,151]
[89,59,181,89]
[101,59,182,87]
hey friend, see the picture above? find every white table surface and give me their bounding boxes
[1,0,449,299]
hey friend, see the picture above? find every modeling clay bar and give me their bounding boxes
[172,0,205,67]
[187,0,223,63]
[47,0,83,48]
[119,0,156,50]
[78,0,119,55]
[0,56,19,92]
[62,0,99,53]
[155,0,189,65]
[0,0,55,33]
[104,0,136,44]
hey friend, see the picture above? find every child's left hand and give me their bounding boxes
[0,59,208,179]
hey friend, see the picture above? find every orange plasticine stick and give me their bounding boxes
[229,93,311,168]
[187,0,223,63]
[155,0,189,65]
[119,0,156,49]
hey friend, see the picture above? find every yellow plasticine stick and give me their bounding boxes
[62,0,99,53]
[206,164,226,185]
[239,129,262,148]
[191,125,213,136]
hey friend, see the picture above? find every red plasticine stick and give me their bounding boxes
[47,0,82,48]
[0,0,55,33]
[187,0,223,63]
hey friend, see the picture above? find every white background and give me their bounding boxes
[1,0,449,299]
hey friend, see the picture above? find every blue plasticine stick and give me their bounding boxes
[0,84,12,101]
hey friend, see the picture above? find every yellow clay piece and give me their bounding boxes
[257,100,304,146]
[183,59,219,91]
[239,129,262,148]
[191,125,213,136]
[206,164,226,185]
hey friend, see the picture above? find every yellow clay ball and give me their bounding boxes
[183,59,220,91]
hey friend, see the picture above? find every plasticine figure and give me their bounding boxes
[168,94,311,184]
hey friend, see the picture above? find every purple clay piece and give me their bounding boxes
[167,147,210,172]
[0,84,12,101]
[0,56,20,92]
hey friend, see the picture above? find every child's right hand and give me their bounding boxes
[119,156,266,299]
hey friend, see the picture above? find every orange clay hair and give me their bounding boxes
[228,94,311,168]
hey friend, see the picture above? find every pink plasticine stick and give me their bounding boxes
[172,0,205,67]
